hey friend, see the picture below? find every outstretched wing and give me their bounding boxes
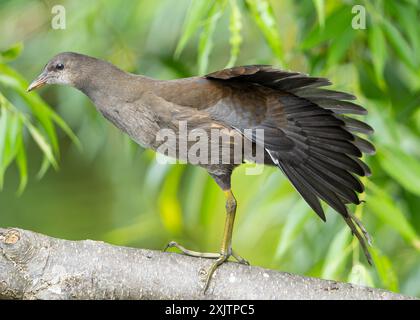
[205,66,375,261]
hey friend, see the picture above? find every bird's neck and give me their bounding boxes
[76,62,155,108]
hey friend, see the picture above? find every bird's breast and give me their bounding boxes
[98,101,161,150]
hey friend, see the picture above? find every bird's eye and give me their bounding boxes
[55,63,64,70]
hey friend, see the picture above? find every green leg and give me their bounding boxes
[163,189,249,293]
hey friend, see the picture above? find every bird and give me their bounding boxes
[28,52,375,292]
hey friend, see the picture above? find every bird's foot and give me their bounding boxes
[163,241,249,292]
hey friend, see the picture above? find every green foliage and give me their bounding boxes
[378,146,420,197]
[0,0,419,297]
[0,43,79,193]
[0,42,23,62]
[226,0,242,67]
[175,0,284,73]
[175,1,214,59]
[198,0,226,75]
[367,183,420,248]
[313,0,325,28]
[245,0,284,65]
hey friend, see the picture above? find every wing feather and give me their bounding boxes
[205,65,375,262]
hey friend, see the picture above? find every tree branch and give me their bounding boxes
[0,227,414,300]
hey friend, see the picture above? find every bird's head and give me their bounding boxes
[27,52,101,92]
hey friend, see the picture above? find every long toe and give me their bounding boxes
[163,241,221,259]
[203,254,230,293]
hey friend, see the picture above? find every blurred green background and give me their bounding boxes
[1,0,419,297]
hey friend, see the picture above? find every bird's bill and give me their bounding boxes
[27,71,48,92]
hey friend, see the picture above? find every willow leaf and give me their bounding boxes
[175,0,213,58]
[226,0,243,67]
[246,0,284,65]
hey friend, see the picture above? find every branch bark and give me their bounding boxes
[0,227,414,300]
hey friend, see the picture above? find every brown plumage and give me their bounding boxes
[28,53,375,291]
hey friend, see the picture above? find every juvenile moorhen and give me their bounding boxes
[28,52,375,292]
